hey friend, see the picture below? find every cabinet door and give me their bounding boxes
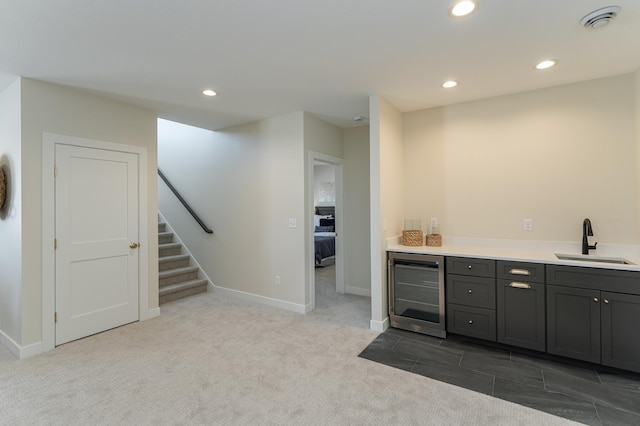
[547,285,601,363]
[601,292,640,373]
[497,280,545,351]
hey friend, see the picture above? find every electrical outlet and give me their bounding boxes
[275,275,281,286]
[523,219,533,231]
[430,217,438,230]
[288,218,296,228]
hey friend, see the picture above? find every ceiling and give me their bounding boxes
[1,0,639,131]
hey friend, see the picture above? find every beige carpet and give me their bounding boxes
[311,263,370,329]
[0,290,579,425]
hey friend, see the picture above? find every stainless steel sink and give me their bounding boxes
[555,253,635,265]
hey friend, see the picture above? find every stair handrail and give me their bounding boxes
[158,168,213,234]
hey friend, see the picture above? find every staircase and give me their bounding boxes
[158,219,209,304]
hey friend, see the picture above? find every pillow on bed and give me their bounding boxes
[315,226,334,233]
[319,218,334,228]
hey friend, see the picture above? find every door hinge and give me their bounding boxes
[54,165,57,177]
[54,239,57,249]
[54,312,57,323]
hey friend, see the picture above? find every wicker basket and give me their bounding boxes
[426,234,442,247]
[402,230,423,246]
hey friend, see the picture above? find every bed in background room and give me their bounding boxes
[314,206,335,266]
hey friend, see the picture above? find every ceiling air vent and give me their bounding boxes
[580,6,621,30]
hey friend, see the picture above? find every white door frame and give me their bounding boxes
[41,132,151,352]
[307,151,344,312]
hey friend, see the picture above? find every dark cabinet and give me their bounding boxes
[447,304,496,341]
[601,292,640,373]
[497,279,546,351]
[546,265,640,373]
[446,257,496,341]
[496,260,546,351]
[447,274,496,309]
[547,285,601,363]
[392,252,640,373]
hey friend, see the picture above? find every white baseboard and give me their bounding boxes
[370,316,389,332]
[213,285,307,314]
[18,341,43,359]
[0,306,162,360]
[0,330,20,358]
[141,307,161,321]
[345,285,371,297]
[0,330,44,359]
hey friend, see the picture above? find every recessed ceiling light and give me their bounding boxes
[450,1,476,17]
[202,89,217,97]
[442,80,458,89]
[535,60,557,70]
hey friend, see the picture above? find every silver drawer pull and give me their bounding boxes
[468,289,473,294]
[604,299,609,304]
[468,320,473,324]
[509,268,531,276]
[509,282,531,289]
[468,265,472,269]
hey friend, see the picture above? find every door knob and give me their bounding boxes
[130,242,139,249]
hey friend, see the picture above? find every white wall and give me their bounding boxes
[369,95,405,330]
[343,125,371,295]
[636,70,640,242]
[403,74,638,244]
[19,78,158,347]
[0,79,22,346]
[158,113,307,310]
[158,112,373,310]
[304,113,343,157]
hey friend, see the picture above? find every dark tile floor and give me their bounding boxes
[359,328,640,425]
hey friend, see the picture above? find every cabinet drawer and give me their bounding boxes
[446,257,495,278]
[447,274,496,309]
[447,304,496,341]
[497,261,545,283]
[547,265,640,295]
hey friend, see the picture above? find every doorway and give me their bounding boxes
[54,144,139,345]
[42,133,151,352]
[308,151,343,312]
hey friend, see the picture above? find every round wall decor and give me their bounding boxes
[0,168,6,209]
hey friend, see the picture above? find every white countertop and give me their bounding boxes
[386,236,640,272]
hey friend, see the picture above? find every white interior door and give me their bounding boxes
[55,144,139,345]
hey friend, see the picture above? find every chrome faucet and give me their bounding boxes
[582,218,597,255]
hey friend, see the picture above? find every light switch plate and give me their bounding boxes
[523,219,533,231]
[288,218,297,228]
